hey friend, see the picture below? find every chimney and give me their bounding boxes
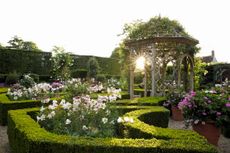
[211,50,215,58]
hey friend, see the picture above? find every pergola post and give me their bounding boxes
[150,45,156,96]
[129,50,135,99]
[144,59,147,97]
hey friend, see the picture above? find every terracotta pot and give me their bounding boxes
[193,121,220,146]
[171,106,184,121]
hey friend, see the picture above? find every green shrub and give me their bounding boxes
[0,87,8,94]
[96,74,106,82]
[71,69,87,78]
[39,75,51,82]
[87,57,101,78]
[114,97,166,106]
[7,108,217,153]
[29,73,39,82]
[0,74,7,82]
[5,71,20,85]
[19,74,36,88]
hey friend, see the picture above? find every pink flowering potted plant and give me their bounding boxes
[178,90,228,146]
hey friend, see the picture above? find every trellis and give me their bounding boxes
[125,36,199,98]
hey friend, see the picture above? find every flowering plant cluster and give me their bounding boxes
[19,74,36,88]
[164,81,185,107]
[7,82,64,101]
[178,89,229,127]
[37,80,123,137]
[106,78,121,89]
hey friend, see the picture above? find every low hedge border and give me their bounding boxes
[0,87,8,94]
[119,108,217,153]
[0,93,40,125]
[113,97,166,106]
[7,107,217,153]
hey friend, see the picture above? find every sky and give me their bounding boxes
[0,0,229,62]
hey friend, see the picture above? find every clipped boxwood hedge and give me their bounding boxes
[0,93,40,125]
[8,107,217,153]
[113,97,166,106]
[0,87,8,94]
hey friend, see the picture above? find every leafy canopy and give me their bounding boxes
[6,35,41,51]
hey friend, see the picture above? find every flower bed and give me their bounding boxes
[7,107,217,153]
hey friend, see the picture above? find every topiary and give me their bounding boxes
[5,71,20,85]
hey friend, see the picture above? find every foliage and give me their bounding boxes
[6,35,41,51]
[87,57,101,78]
[71,69,88,78]
[0,87,8,94]
[50,46,73,81]
[164,81,186,107]
[201,63,230,87]
[19,74,36,88]
[110,43,129,89]
[194,57,208,89]
[96,74,106,82]
[5,71,20,85]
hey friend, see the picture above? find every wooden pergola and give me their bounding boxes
[125,36,199,98]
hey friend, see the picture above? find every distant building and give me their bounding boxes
[201,50,217,63]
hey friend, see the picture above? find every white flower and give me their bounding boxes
[37,114,46,121]
[65,119,71,125]
[82,125,88,130]
[117,117,123,123]
[42,98,50,103]
[129,118,134,123]
[60,99,66,105]
[194,119,199,124]
[13,96,18,100]
[102,117,108,124]
[40,106,46,112]
[124,117,130,122]
[62,102,72,110]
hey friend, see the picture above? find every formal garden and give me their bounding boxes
[0,16,229,153]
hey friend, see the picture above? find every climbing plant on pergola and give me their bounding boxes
[122,16,199,98]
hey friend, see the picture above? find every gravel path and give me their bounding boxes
[0,126,10,153]
[0,120,230,153]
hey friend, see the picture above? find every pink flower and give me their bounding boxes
[216,112,222,116]
[226,103,230,108]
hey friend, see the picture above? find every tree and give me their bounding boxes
[0,43,5,49]
[87,57,101,78]
[22,41,41,51]
[50,46,73,81]
[121,16,199,54]
[7,35,41,51]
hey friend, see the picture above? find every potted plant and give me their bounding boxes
[215,79,230,138]
[164,85,185,121]
[178,90,228,146]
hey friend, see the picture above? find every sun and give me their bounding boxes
[135,56,145,70]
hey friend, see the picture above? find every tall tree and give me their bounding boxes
[7,35,41,51]
[50,46,73,81]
